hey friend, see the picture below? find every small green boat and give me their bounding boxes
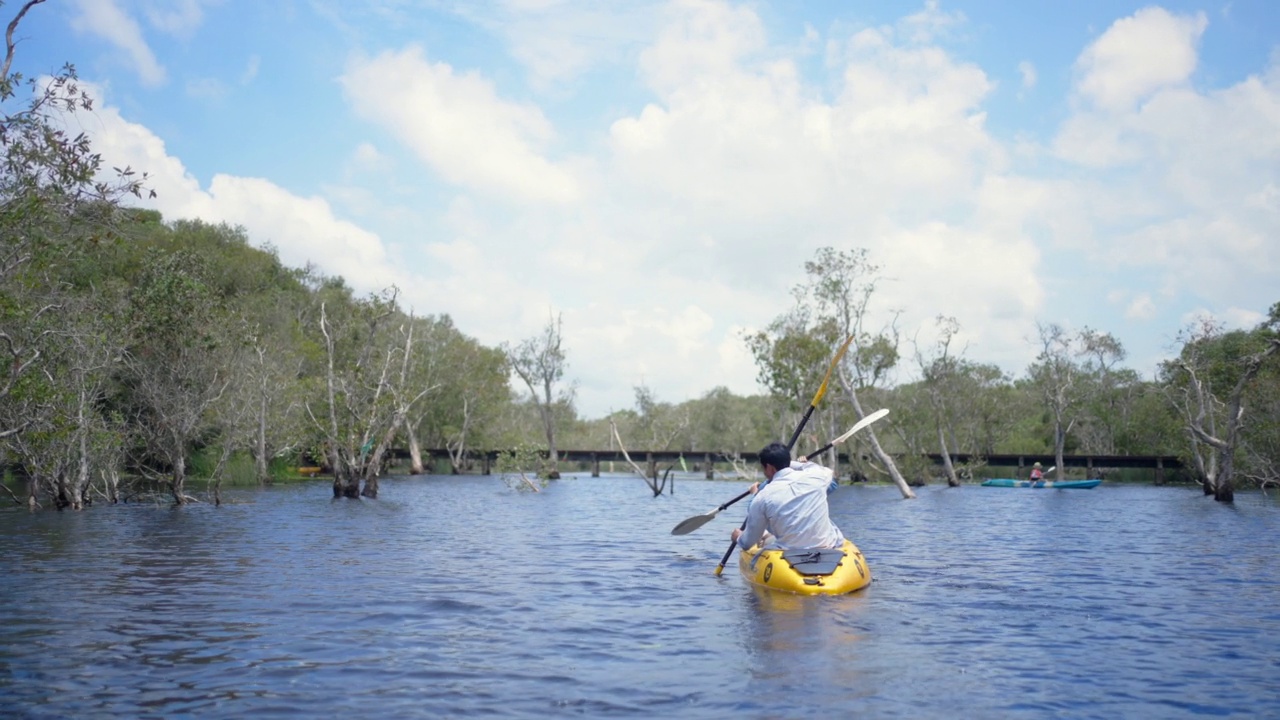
[981,478,1101,489]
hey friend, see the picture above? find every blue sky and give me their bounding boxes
[17,0,1280,417]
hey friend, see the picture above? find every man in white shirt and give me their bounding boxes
[731,441,845,552]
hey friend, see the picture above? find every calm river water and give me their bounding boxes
[2,474,1278,718]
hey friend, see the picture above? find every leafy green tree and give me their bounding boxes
[119,249,243,505]
[1161,311,1280,501]
[1074,327,1128,456]
[685,387,773,453]
[744,313,840,453]
[0,0,147,448]
[403,315,509,473]
[631,383,691,451]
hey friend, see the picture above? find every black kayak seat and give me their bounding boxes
[781,548,846,576]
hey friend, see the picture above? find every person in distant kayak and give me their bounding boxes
[1030,462,1044,482]
[731,441,845,552]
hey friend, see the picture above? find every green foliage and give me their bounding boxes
[494,443,548,491]
[1158,313,1280,488]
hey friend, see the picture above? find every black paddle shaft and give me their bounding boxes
[718,488,753,512]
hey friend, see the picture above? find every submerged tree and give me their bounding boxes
[505,312,575,474]
[914,316,964,487]
[311,286,431,499]
[801,247,913,498]
[1162,311,1280,502]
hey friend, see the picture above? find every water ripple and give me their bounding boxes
[1,478,1278,717]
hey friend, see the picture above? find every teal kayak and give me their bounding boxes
[981,478,1101,489]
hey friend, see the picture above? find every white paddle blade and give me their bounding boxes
[830,408,890,446]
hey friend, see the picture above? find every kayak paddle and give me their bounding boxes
[670,407,890,536]
[803,408,889,460]
[669,488,753,536]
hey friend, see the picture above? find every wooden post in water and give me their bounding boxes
[591,453,600,478]
[705,453,713,479]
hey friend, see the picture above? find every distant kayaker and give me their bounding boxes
[1030,462,1044,482]
[731,442,845,552]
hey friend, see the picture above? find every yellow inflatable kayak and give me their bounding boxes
[738,538,872,595]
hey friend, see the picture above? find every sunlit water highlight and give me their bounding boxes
[2,475,1278,718]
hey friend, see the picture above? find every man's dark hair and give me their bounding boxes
[759,442,790,470]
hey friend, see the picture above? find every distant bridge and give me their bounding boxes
[393,448,1185,483]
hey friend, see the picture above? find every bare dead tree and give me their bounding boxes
[609,419,668,496]
[506,312,575,473]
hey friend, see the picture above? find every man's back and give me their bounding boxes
[747,461,844,550]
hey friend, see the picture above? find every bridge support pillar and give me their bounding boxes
[646,452,656,480]
[482,454,490,476]
[705,453,713,480]
[1087,456,1094,479]
[1156,457,1165,486]
[591,453,600,478]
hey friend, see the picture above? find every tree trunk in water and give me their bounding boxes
[866,430,914,498]
[1190,442,1214,495]
[255,393,269,484]
[74,429,90,510]
[539,402,559,478]
[1214,456,1234,502]
[841,380,914,499]
[331,449,360,498]
[1054,423,1067,482]
[70,392,91,510]
[938,426,959,487]
[55,474,71,511]
[170,455,187,506]
[333,470,360,498]
[407,423,425,475]
[103,468,119,504]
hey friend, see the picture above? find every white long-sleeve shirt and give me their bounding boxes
[736,460,845,551]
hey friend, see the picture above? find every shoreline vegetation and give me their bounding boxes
[2,452,1200,506]
[1,3,1277,512]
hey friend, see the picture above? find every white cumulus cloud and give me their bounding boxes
[1073,7,1207,112]
[339,46,581,204]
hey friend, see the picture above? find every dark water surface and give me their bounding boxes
[2,475,1279,718]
